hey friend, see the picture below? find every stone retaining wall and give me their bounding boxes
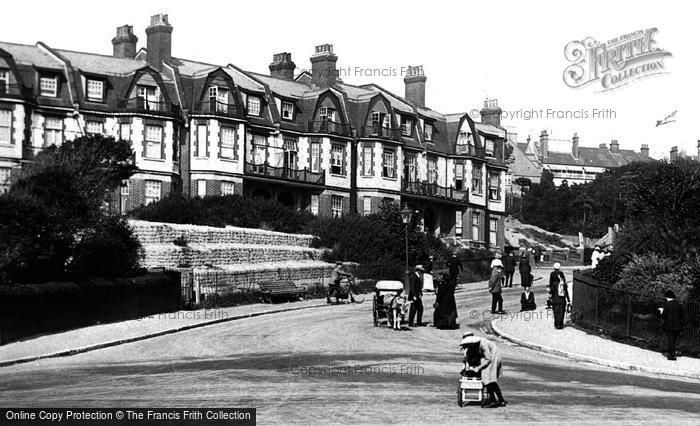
[129,220,315,247]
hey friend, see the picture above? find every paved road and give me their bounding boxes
[1,271,700,424]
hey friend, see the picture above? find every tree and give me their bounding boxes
[0,135,139,283]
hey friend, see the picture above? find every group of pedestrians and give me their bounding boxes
[487,248,542,315]
[407,254,463,328]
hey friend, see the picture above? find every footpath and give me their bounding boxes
[491,268,700,380]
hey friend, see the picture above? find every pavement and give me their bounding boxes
[491,301,700,381]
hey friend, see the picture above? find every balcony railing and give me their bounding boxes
[307,119,352,136]
[0,83,32,98]
[245,162,325,186]
[402,179,468,203]
[361,124,402,140]
[191,99,246,118]
[117,97,176,115]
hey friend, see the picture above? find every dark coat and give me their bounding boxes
[519,256,531,274]
[408,272,423,299]
[503,255,516,272]
[548,271,569,304]
[521,291,536,311]
[448,257,463,276]
[661,299,685,332]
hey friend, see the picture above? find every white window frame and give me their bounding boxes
[331,144,344,175]
[310,194,319,215]
[281,101,294,120]
[331,195,343,218]
[119,123,131,141]
[220,126,236,159]
[86,79,104,102]
[489,218,498,246]
[485,139,495,156]
[144,180,161,205]
[472,212,480,241]
[363,196,372,215]
[424,123,433,141]
[44,117,63,146]
[137,85,161,110]
[406,154,417,182]
[0,70,9,87]
[247,96,261,116]
[472,166,483,194]
[310,142,320,173]
[220,181,235,196]
[0,109,11,144]
[382,149,395,178]
[427,158,437,184]
[370,111,381,126]
[40,76,57,97]
[455,163,464,190]
[197,179,207,197]
[196,124,208,158]
[362,145,373,176]
[0,167,11,194]
[120,179,129,213]
[86,120,103,135]
[320,106,335,122]
[456,211,463,236]
[401,116,412,136]
[489,171,501,201]
[144,125,163,159]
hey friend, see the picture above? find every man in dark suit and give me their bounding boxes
[659,290,685,360]
[408,265,425,327]
[447,254,463,287]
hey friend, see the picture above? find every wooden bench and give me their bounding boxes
[258,281,307,303]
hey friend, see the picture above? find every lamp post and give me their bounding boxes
[401,203,414,288]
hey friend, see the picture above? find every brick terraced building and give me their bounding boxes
[0,14,507,248]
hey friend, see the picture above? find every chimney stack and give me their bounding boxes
[310,44,338,88]
[572,132,579,158]
[640,144,649,157]
[269,53,296,80]
[146,14,173,70]
[480,98,502,128]
[112,25,138,58]
[404,65,427,108]
[539,130,549,159]
[670,146,678,161]
[610,139,620,153]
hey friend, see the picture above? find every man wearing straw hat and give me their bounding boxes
[408,265,425,327]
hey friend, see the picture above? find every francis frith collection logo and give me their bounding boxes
[563,28,672,92]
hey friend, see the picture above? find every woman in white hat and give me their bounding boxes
[459,334,507,408]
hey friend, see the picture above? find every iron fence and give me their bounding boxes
[572,270,700,354]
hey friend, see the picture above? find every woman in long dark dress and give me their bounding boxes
[434,273,458,329]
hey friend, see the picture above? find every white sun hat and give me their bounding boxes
[553,262,561,270]
[460,335,481,346]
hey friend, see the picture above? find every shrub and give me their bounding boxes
[591,255,624,286]
[613,253,694,301]
[68,217,143,279]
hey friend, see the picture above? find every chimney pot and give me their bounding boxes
[640,144,650,157]
[599,143,607,148]
[479,97,502,128]
[112,25,138,58]
[404,65,427,108]
[269,52,296,80]
[310,44,338,88]
[146,13,173,70]
[670,145,679,161]
[539,129,550,158]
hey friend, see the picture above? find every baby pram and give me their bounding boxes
[457,361,488,407]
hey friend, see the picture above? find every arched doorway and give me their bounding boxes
[277,191,295,208]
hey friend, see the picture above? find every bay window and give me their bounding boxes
[331,144,344,175]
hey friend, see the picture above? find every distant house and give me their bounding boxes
[509,131,655,186]
[669,141,700,162]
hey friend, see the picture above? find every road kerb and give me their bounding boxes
[490,318,700,381]
[0,302,332,368]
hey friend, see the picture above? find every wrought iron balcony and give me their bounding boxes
[402,179,468,203]
[361,124,402,140]
[0,83,32,98]
[307,119,351,136]
[245,162,325,186]
[191,99,246,118]
[117,97,177,115]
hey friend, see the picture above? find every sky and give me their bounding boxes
[2,0,696,160]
